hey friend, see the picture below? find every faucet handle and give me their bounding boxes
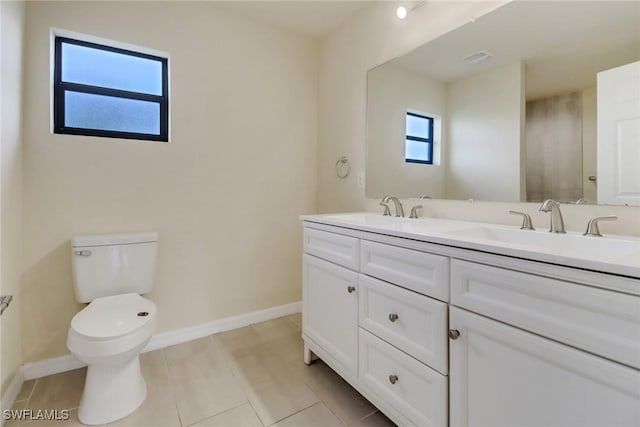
[409,205,423,219]
[380,202,391,216]
[509,210,535,230]
[583,216,618,237]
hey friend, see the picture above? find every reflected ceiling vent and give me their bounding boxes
[463,51,493,65]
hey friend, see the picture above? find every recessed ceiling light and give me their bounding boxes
[396,6,408,19]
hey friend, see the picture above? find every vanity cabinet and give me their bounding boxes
[449,259,640,427]
[359,328,448,427]
[303,227,449,426]
[302,253,359,377]
[301,220,640,427]
[450,306,640,427]
[358,274,448,374]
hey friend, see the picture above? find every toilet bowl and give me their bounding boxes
[67,232,158,425]
[67,293,157,425]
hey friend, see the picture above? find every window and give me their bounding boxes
[54,36,168,142]
[405,112,433,164]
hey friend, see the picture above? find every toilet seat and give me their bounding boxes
[67,293,156,363]
[71,293,156,341]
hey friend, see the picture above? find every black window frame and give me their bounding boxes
[54,36,169,142]
[405,112,434,165]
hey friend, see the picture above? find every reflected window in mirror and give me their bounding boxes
[405,112,434,164]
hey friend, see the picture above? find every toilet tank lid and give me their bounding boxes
[72,232,158,248]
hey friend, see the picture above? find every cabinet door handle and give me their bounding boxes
[347,286,356,293]
[388,374,399,384]
[449,329,460,340]
[388,313,399,322]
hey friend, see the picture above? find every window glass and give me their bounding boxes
[405,112,434,164]
[406,114,431,139]
[65,91,160,135]
[405,139,432,163]
[54,35,168,142]
[61,42,163,95]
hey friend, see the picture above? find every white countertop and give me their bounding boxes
[301,212,640,279]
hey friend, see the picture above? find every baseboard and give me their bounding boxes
[1,368,25,425]
[21,354,85,381]
[21,300,301,381]
[144,300,301,352]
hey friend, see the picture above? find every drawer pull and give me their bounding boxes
[388,374,399,384]
[347,286,356,294]
[449,329,460,340]
[388,313,399,322]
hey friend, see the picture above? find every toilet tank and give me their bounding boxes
[71,232,158,303]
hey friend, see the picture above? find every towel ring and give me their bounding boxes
[336,156,350,179]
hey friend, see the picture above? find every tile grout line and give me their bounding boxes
[11,379,35,406]
[184,401,253,427]
[315,397,349,427]
[354,410,384,426]
[212,319,317,427]
[160,347,185,427]
[167,333,251,427]
[264,400,321,427]
[16,379,38,426]
[244,400,266,427]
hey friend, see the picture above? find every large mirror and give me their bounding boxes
[366,1,640,205]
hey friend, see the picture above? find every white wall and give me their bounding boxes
[367,63,446,198]
[446,62,524,201]
[22,1,318,363]
[1,0,25,395]
[318,1,507,212]
[319,1,640,236]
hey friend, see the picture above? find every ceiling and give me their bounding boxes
[212,1,371,38]
[392,1,640,100]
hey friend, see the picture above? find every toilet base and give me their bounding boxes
[78,355,146,425]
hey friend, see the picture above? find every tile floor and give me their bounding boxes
[7,314,396,427]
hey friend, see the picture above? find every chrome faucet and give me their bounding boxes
[509,210,535,230]
[380,202,392,216]
[583,216,618,237]
[380,195,405,217]
[539,199,566,233]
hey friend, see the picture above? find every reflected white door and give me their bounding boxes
[597,60,640,205]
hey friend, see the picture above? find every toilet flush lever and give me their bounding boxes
[74,250,92,257]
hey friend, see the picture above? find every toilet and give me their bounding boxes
[67,232,158,425]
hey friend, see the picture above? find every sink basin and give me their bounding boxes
[320,213,410,226]
[301,212,640,276]
[444,226,640,265]
[317,213,476,234]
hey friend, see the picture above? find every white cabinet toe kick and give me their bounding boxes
[301,222,640,427]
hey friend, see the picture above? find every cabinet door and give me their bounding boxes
[449,306,640,427]
[303,254,359,376]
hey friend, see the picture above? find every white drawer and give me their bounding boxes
[360,240,449,301]
[359,274,448,374]
[358,328,448,427]
[451,259,640,369]
[304,227,359,270]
